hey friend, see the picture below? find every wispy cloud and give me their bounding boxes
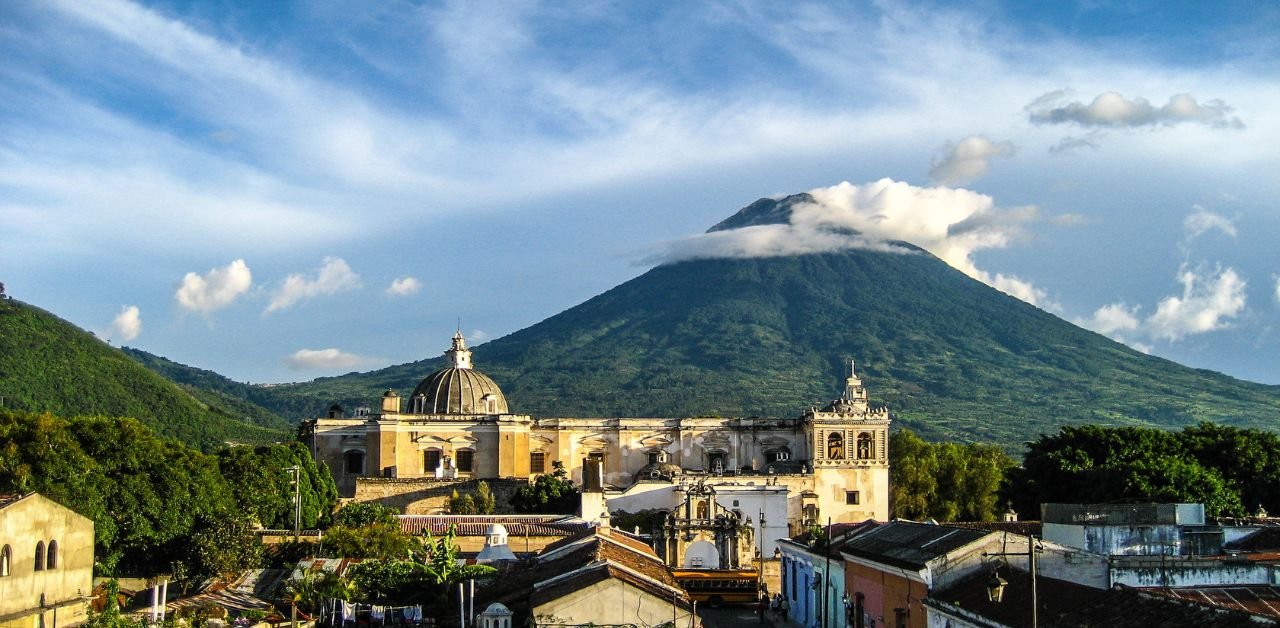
[106,304,141,342]
[175,259,252,313]
[1028,91,1245,129]
[266,257,361,313]
[1184,206,1237,239]
[928,135,1016,185]
[284,348,380,371]
[386,276,421,297]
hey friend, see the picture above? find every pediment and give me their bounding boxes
[699,433,731,449]
[639,432,674,449]
[759,436,790,448]
[578,432,611,450]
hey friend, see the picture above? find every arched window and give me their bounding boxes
[344,450,365,476]
[34,541,45,571]
[0,544,11,576]
[827,432,844,460]
[696,500,710,520]
[767,448,791,463]
[456,449,475,472]
[46,540,57,569]
[857,432,874,459]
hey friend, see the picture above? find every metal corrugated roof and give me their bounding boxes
[840,521,989,570]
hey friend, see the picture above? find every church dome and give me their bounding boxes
[407,332,509,414]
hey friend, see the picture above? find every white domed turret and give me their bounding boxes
[476,523,517,564]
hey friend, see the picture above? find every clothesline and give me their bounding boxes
[319,599,429,627]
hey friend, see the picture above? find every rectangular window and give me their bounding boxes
[424,450,441,473]
[457,450,474,472]
[530,452,546,474]
[845,490,860,505]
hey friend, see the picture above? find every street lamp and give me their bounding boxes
[285,466,301,543]
[982,535,1040,628]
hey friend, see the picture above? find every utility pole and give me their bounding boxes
[285,466,301,543]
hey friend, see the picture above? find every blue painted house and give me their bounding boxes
[778,521,879,628]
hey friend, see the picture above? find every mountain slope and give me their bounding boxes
[120,347,292,431]
[214,196,1280,444]
[0,297,289,449]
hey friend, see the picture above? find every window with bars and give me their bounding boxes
[530,451,546,474]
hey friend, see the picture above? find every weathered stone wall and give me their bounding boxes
[353,477,530,514]
[1110,555,1274,587]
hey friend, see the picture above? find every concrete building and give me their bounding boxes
[836,522,1023,628]
[475,527,695,627]
[0,493,94,628]
[302,333,893,564]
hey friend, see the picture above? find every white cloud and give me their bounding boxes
[386,276,421,296]
[988,273,1060,311]
[107,304,141,342]
[646,179,1053,307]
[284,348,379,371]
[1183,206,1237,239]
[1084,303,1142,336]
[1028,91,1245,129]
[467,329,491,344]
[175,259,252,313]
[1085,263,1249,347]
[1146,265,1247,341]
[928,135,1016,185]
[266,257,361,313]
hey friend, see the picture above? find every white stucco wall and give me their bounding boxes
[532,578,692,627]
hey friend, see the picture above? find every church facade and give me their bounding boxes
[302,333,891,542]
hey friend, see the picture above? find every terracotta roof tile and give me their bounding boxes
[928,569,1274,627]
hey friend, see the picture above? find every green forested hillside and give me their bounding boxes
[0,298,288,449]
[237,195,1280,446]
[121,347,291,431]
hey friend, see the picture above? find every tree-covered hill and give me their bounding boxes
[239,195,1280,447]
[0,297,288,449]
[121,346,291,432]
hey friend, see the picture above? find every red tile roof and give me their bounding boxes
[397,515,592,538]
[1140,585,1280,620]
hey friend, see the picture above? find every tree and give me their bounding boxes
[448,483,495,515]
[218,442,338,530]
[448,490,477,515]
[890,429,1014,522]
[1003,425,1249,518]
[474,481,497,515]
[512,461,579,513]
[188,516,263,581]
[286,569,354,614]
[345,527,494,606]
[334,502,400,528]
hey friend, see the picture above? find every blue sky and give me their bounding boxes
[2,0,1278,386]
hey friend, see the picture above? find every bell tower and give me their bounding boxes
[805,361,891,522]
